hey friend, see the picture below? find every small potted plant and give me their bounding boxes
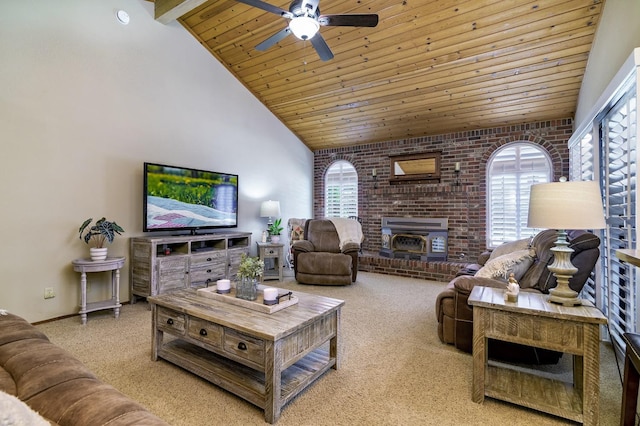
[79,217,125,261]
[267,218,284,243]
[236,253,264,301]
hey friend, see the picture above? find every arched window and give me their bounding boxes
[487,142,552,247]
[325,160,358,217]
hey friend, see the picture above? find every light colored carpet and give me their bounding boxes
[36,272,622,425]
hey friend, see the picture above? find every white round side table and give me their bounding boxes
[72,257,125,325]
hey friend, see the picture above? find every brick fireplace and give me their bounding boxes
[312,119,573,281]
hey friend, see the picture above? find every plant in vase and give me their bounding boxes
[79,217,125,261]
[268,218,284,243]
[236,253,264,301]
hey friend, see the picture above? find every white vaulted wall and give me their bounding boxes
[0,0,313,322]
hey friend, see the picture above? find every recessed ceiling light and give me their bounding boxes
[116,9,130,25]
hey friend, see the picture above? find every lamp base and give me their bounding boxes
[547,229,582,307]
[548,291,582,306]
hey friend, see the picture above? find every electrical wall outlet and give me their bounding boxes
[44,287,55,299]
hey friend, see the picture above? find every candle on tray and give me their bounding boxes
[216,279,231,293]
[263,287,278,305]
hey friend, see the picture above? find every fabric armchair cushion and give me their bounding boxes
[475,248,535,281]
[487,237,532,261]
[520,229,601,293]
[287,218,307,267]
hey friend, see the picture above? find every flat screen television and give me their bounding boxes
[143,162,238,233]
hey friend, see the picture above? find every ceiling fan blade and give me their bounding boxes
[310,33,334,61]
[234,0,293,19]
[256,27,292,51]
[319,14,379,27]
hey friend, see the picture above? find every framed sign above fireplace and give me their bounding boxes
[389,152,441,183]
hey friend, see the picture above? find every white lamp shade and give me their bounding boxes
[260,200,281,218]
[289,16,320,40]
[527,180,606,230]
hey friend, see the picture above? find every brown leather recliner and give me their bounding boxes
[292,219,361,285]
[435,229,601,364]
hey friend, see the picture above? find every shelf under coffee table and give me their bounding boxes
[148,288,344,424]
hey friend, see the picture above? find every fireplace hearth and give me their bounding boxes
[380,217,448,261]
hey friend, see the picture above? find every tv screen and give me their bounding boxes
[143,162,238,233]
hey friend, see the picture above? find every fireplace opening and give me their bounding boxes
[380,217,448,261]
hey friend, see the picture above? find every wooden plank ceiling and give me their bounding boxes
[154,0,604,150]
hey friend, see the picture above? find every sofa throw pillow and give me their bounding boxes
[476,249,535,281]
[0,390,49,426]
[488,237,532,262]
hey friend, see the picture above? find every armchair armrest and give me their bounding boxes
[341,242,360,254]
[292,240,314,253]
[452,275,507,296]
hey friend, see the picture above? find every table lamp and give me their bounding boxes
[260,200,280,228]
[527,179,606,306]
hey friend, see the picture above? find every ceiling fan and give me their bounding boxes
[234,0,379,61]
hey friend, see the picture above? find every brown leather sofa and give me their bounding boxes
[292,219,361,285]
[435,229,601,363]
[0,312,169,425]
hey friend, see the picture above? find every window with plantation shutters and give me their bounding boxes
[600,87,637,353]
[487,143,552,247]
[568,49,640,356]
[324,160,358,218]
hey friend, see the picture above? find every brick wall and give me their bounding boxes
[313,119,572,280]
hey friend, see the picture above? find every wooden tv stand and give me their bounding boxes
[129,232,250,302]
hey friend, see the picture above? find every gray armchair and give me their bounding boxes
[292,219,361,285]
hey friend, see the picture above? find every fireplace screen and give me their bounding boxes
[391,234,427,254]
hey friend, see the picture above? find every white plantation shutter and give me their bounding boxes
[600,87,637,352]
[325,160,358,218]
[487,143,551,247]
[569,131,599,304]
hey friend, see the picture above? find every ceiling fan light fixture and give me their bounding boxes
[289,16,320,40]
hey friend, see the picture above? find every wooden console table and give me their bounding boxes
[468,286,607,425]
[72,257,125,325]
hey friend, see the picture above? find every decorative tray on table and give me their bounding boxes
[196,285,298,314]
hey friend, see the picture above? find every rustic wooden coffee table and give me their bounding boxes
[468,286,607,426]
[148,288,344,424]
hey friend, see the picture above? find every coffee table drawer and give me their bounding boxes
[223,329,265,367]
[157,307,186,335]
[188,317,223,348]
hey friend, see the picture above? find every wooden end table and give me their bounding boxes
[468,286,607,425]
[72,257,125,325]
[256,241,284,281]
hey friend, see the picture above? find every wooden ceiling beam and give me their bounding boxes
[155,0,209,24]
